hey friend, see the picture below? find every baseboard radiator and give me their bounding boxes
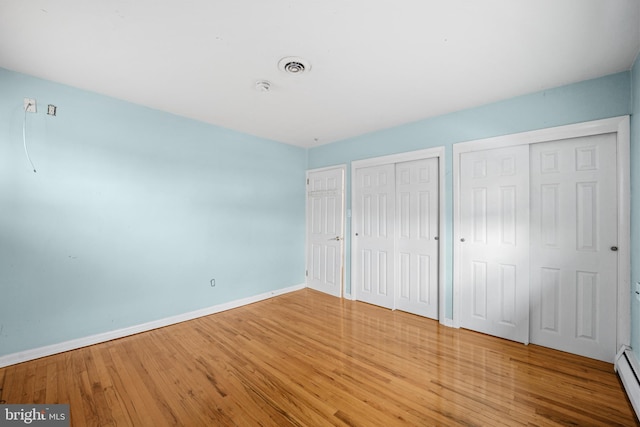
[615,346,640,420]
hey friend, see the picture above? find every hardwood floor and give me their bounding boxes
[0,288,637,426]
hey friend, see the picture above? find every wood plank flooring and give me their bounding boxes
[0,288,637,426]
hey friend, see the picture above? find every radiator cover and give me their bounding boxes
[615,346,640,420]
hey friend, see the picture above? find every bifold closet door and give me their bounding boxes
[459,145,530,344]
[530,133,618,362]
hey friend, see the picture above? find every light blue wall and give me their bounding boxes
[308,72,632,320]
[1,65,636,360]
[0,68,306,357]
[631,54,640,360]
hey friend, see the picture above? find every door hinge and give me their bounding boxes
[305,269,308,277]
[306,178,309,185]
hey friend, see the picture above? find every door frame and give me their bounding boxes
[305,165,347,297]
[351,146,446,322]
[453,116,631,351]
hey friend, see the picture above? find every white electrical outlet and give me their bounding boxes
[24,98,36,113]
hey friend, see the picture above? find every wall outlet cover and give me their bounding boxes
[24,98,36,113]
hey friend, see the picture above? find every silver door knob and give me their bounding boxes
[611,246,618,251]
[460,238,465,242]
[330,236,342,241]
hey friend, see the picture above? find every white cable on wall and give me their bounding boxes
[23,102,37,173]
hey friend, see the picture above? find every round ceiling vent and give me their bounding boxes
[278,56,311,75]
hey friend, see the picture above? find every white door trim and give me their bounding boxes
[306,164,347,298]
[351,146,446,322]
[453,116,631,352]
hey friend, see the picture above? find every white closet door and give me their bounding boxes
[459,145,530,344]
[353,164,395,309]
[306,167,345,297]
[530,133,618,362]
[395,158,439,319]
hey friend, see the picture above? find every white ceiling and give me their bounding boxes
[1,1,639,148]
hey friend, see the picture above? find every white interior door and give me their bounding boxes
[459,145,530,344]
[353,164,395,309]
[395,158,439,319]
[530,133,618,362]
[306,167,345,298]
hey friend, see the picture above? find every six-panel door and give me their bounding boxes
[459,145,531,344]
[352,158,439,317]
[353,164,396,309]
[306,167,345,298]
[395,158,439,319]
[530,134,618,362]
[458,135,619,362]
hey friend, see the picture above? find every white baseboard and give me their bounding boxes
[0,283,305,368]
[440,318,456,328]
[615,345,640,421]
